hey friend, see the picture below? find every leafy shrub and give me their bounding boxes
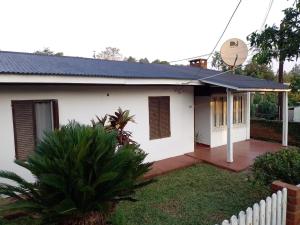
[252,93,278,120]
[92,108,135,146]
[0,121,152,225]
[251,147,300,185]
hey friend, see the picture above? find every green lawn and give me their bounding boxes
[113,164,270,225]
[0,163,270,225]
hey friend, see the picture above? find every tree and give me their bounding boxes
[285,64,300,105]
[124,56,137,63]
[243,61,275,80]
[33,47,64,56]
[138,57,150,64]
[211,51,228,71]
[247,2,300,118]
[96,47,122,61]
[252,93,278,120]
[151,59,169,65]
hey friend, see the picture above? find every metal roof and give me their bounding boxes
[200,73,290,91]
[0,51,289,91]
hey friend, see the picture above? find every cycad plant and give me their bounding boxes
[0,122,152,225]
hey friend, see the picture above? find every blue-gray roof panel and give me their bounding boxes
[0,51,289,90]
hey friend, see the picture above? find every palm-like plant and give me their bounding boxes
[0,122,152,225]
[92,108,136,145]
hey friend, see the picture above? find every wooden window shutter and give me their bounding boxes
[149,97,160,139]
[159,96,170,138]
[12,101,36,160]
[149,96,170,140]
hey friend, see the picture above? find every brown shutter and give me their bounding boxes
[149,96,170,140]
[12,101,36,160]
[149,97,160,139]
[159,96,170,138]
[52,100,59,129]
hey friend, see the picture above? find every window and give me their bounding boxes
[213,95,244,128]
[12,100,59,160]
[212,97,227,127]
[148,96,170,140]
[233,96,244,124]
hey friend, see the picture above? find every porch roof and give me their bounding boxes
[199,73,290,92]
[0,51,290,91]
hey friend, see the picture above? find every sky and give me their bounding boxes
[0,0,297,71]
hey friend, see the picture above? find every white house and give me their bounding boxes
[0,52,290,180]
[289,106,300,122]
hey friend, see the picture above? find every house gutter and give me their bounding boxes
[0,74,202,86]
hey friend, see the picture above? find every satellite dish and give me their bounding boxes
[220,38,248,67]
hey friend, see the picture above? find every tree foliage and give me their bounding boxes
[211,51,228,71]
[33,48,64,56]
[138,58,149,64]
[124,56,137,63]
[252,93,278,120]
[247,2,300,74]
[96,47,123,61]
[92,108,135,146]
[243,61,275,80]
[0,111,152,225]
[285,64,300,105]
[246,2,300,118]
[151,59,169,65]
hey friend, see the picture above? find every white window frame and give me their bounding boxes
[212,94,245,129]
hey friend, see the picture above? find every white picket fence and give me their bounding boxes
[216,188,287,225]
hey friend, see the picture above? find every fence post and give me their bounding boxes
[272,181,300,225]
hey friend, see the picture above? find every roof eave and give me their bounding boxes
[0,73,203,86]
[199,79,290,92]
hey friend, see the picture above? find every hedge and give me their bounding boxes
[251,147,300,185]
[251,119,300,147]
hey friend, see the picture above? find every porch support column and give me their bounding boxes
[282,91,288,146]
[227,89,234,163]
[246,92,251,140]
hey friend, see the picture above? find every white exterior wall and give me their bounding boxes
[210,125,248,148]
[288,109,294,122]
[294,106,300,122]
[0,85,194,181]
[195,93,249,148]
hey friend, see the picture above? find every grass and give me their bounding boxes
[112,164,270,225]
[0,163,270,225]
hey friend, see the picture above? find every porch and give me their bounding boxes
[194,75,290,164]
[186,139,283,172]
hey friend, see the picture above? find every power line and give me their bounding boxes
[170,0,242,64]
[260,0,274,30]
[206,0,242,61]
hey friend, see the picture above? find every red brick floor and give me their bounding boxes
[186,139,283,172]
[144,155,201,179]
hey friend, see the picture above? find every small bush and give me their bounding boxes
[251,147,300,185]
[0,119,153,225]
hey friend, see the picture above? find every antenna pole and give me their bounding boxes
[232,54,238,74]
[229,65,236,74]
